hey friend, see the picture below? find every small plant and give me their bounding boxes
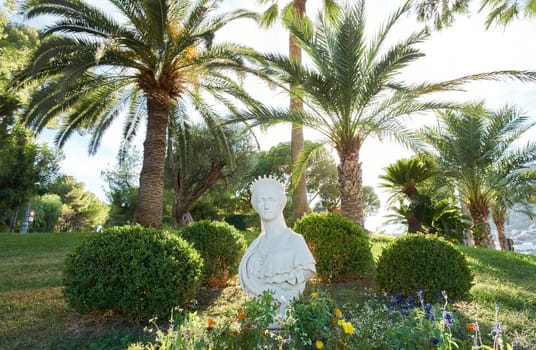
[294,213,373,281]
[376,233,473,302]
[385,290,461,349]
[63,225,203,319]
[180,220,247,287]
[285,291,335,347]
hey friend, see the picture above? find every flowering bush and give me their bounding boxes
[383,290,530,350]
[129,290,531,350]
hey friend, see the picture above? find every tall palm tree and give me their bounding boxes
[419,103,536,247]
[258,0,337,221]
[15,0,261,228]
[238,0,536,227]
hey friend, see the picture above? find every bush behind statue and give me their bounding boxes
[181,220,247,287]
[63,225,203,320]
[294,213,373,281]
[376,233,473,302]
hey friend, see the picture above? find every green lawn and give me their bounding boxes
[0,232,535,349]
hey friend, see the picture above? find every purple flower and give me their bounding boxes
[424,303,434,321]
[441,310,454,328]
[429,337,439,345]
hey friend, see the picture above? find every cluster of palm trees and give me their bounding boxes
[10,0,536,248]
[381,104,536,248]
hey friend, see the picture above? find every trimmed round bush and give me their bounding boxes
[376,233,473,302]
[181,220,247,287]
[63,225,203,319]
[293,213,373,281]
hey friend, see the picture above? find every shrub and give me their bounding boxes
[376,233,473,302]
[224,214,258,231]
[63,225,203,319]
[293,213,373,281]
[180,220,247,287]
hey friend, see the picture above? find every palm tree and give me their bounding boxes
[238,0,536,227]
[419,103,536,247]
[414,0,536,29]
[380,156,469,240]
[380,156,439,233]
[490,159,536,249]
[16,0,260,228]
[258,0,338,221]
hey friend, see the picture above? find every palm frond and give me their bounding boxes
[291,141,328,189]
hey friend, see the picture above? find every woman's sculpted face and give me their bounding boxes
[251,177,286,223]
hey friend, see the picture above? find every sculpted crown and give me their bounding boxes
[249,175,285,194]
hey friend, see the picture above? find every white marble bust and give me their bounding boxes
[238,176,316,317]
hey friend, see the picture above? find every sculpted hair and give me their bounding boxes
[249,176,286,208]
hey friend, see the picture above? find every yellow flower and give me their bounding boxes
[335,308,343,318]
[311,292,319,298]
[337,319,345,326]
[342,321,355,335]
[315,340,324,349]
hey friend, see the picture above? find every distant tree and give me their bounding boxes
[166,123,256,227]
[32,193,62,232]
[362,186,381,217]
[101,148,141,226]
[307,158,339,210]
[0,123,62,231]
[251,141,379,217]
[49,176,109,231]
[0,16,40,120]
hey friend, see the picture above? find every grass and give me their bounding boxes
[0,231,535,349]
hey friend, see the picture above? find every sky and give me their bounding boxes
[30,0,536,232]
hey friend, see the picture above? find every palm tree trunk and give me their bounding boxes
[495,218,507,250]
[468,204,493,248]
[133,96,169,228]
[337,145,364,227]
[493,211,508,250]
[290,0,308,222]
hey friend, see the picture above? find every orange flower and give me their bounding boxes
[237,312,246,320]
[207,318,216,328]
[466,323,476,333]
[335,308,343,318]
